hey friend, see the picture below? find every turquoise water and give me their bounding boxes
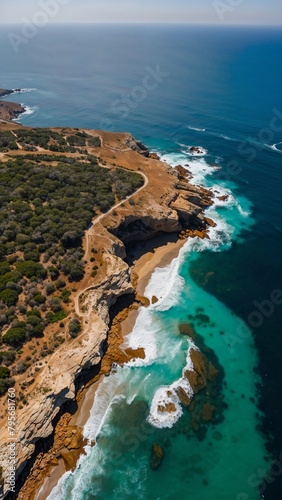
[1,24,281,499]
[47,149,268,500]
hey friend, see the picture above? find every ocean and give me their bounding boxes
[1,24,282,500]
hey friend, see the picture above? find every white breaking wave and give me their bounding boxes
[187,125,206,132]
[14,105,38,121]
[124,256,185,368]
[83,372,126,442]
[267,141,282,153]
[148,343,197,428]
[160,151,218,186]
[210,132,238,142]
[12,87,37,94]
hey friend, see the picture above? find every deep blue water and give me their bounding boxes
[1,24,282,499]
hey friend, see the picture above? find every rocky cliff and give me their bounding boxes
[0,88,26,121]
[0,127,214,498]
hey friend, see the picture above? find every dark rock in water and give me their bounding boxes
[178,323,196,339]
[176,386,192,407]
[190,146,204,155]
[0,88,14,98]
[151,295,159,304]
[200,402,216,422]
[205,217,217,228]
[150,443,164,470]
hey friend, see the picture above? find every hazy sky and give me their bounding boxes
[1,0,282,25]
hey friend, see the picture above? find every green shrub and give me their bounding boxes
[47,310,67,324]
[0,289,18,306]
[16,261,47,280]
[68,318,81,338]
[2,327,26,347]
[0,351,16,366]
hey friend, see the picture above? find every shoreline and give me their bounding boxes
[0,87,27,121]
[34,235,187,500]
[0,121,214,499]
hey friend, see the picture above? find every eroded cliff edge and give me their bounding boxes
[0,127,214,498]
[0,88,26,122]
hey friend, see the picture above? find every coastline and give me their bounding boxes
[0,120,214,498]
[33,235,187,500]
[0,87,27,121]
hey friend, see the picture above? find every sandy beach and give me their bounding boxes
[34,234,186,500]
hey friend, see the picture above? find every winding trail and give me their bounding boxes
[74,171,148,317]
[84,171,148,259]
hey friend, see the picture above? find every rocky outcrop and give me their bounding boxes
[0,88,26,121]
[0,89,14,98]
[0,101,25,121]
[106,183,213,245]
[109,210,181,244]
[190,146,204,155]
[170,196,204,227]
[125,134,150,156]
[0,250,133,497]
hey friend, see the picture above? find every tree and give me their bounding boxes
[68,318,81,338]
[61,230,82,248]
[0,366,11,379]
[0,289,18,306]
[48,266,59,281]
[16,261,47,280]
[45,283,55,295]
[0,351,16,366]
[2,327,26,347]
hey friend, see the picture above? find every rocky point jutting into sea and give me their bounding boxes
[0,88,26,122]
[0,98,216,498]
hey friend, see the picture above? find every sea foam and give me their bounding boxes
[14,105,38,121]
[148,343,197,429]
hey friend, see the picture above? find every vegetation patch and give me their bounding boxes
[0,135,143,394]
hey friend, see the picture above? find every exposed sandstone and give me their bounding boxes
[158,402,177,413]
[0,101,25,121]
[0,127,214,498]
[178,323,196,339]
[205,217,217,227]
[176,386,192,407]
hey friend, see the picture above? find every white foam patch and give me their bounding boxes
[123,308,159,367]
[124,250,187,368]
[83,371,126,442]
[145,256,185,312]
[14,105,38,121]
[46,471,73,500]
[160,151,218,186]
[148,344,197,429]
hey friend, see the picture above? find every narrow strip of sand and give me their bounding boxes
[35,235,186,500]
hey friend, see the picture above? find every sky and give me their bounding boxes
[0,0,282,25]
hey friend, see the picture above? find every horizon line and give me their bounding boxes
[0,21,282,27]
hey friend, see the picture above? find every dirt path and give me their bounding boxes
[74,172,148,317]
[84,172,148,258]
